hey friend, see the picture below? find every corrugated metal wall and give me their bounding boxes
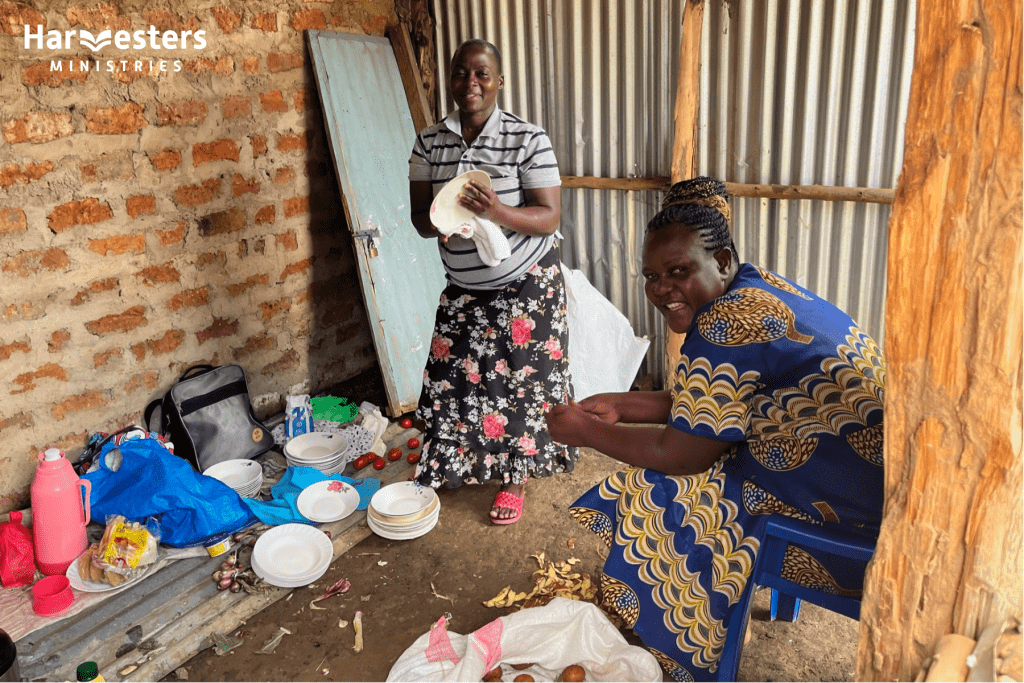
[431,0,915,385]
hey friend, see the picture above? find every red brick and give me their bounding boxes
[210,6,240,33]
[222,96,251,120]
[273,167,295,186]
[144,9,198,32]
[260,349,299,376]
[241,56,259,75]
[124,371,159,394]
[12,362,69,394]
[260,297,291,321]
[22,60,89,87]
[255,205,275,224]
[111,67,160,85]
[167,286,209,312]
[0,412,34,435]
[174,178,222,207]
[193,138,240,165]
[93,348,122,368]
[198,206,245,237]
[276,231,298,251]
[80,152,134,182]
[156,100,207,126]
[2,248,70,277]
[47,329,71,352]
[363,13,388,35]
[84,305,147,336]
[284,196,309,218]
[259,90,287,113]
[197,251,226,267]
[268,52,303,73]
[136,262,180,286]
[127,194,156,218]
[48,198,113,232]
[233,332,276,360]
[280,257,313,280]
[66,5,130,30]
[0,208,26,235]
[149,148,182,171]
[156,221,186,246]
[71,277,118,306]
[88,234,145,256]
[232,173,259,197]
[294,88,314,113]
[1,2,45,34]
[0,338,30,361]
[183,56,233,75]
[196,317,238,344]
[252,134,267,157]
[51,390,108,420]
[85,102,146,135]
[252,13,277,32]
[291,9,326,31]
[277,131,311,152]
[2,111,73,144]
[227,274,269,297]
[0,160,54,187]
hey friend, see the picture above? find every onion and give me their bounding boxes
[218,576,234,590]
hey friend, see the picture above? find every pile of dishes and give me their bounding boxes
[251,523,333,587]
[366,482,440,540]
[203,459,263,498]
[284,432,350,475]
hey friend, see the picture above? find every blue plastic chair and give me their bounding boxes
[715,513,877,681]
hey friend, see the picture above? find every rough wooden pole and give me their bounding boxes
[856,0,1023,680]
[664,0,704,387]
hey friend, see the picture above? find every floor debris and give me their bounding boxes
[258,627,291,655]
[174,667,189,680]
[430,581,454,604]
[210,632,244,656]
[483,553,597,611]
[353,611,363,653]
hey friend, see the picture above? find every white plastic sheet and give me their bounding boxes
[386,598,662,682]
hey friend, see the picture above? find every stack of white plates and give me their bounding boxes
[203,459,263,498]
[284,432,351,475]
[366,482,440,540]
[251,524,333,587]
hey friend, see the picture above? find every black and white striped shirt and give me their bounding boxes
[409,106,561,289]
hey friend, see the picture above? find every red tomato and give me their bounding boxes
[406,452,419,464]
[400,418,413,429]
[372,457,387,470]
[386,447,402,461]
[353,455,369,470]
[407,437,420,449]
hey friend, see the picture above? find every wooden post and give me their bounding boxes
[664,0,705,387]
[856,0,1023,679]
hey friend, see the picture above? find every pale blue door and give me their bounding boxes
[308,31,445,416]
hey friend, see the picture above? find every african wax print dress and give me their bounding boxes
[570,263,885,681]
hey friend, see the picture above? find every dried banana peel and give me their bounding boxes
[482,554,599,612]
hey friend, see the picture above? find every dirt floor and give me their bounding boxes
[171,370,860,682]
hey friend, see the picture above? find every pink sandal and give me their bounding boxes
[490,490,524,525]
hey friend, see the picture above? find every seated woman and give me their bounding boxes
[546,177,884,681]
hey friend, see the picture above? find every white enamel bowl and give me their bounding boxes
[251,524,333,587]
[429,170,491,230]
[203,459,263,498]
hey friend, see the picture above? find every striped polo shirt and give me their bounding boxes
[409,106,561,289]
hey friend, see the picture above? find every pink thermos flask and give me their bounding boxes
[31,448,91,575]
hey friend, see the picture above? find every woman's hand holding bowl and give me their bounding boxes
[457,180,503,223]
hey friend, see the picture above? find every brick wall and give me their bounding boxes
[0,0,396,513]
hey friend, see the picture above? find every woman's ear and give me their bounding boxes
[498,75,505,89]
[714,247,733,274]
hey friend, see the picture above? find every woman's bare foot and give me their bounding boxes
[490,481,526,523]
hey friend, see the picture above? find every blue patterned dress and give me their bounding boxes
[570,263,885,681]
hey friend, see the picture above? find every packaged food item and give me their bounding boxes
[286,395,313,438]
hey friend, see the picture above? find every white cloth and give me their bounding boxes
[437,216,511,267]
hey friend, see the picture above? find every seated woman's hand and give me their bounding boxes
[578,394,620,424]
[545,403,594,447]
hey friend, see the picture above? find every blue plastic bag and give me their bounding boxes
[83,437,257,547]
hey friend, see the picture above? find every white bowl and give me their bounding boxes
[429,170,492,230]
[370,482,437,517]
[252,524,333,583]
[297,480,360,523]
[285,432,349,463]
[204,459,262,490]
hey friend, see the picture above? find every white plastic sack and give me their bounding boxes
[562,265,650,400]
[386,598,662,682]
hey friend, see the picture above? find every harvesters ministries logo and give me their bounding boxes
[23,24,207,74]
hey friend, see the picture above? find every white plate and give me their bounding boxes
[297,480,360,523]
[370,482,437,517]
[66,550,154,593]
[284,433,348,463]
[367,506,439,532]
[367,496,440,526]
[429,170,492,230]
[251,552,329,588]
[367,513,438,541]
[204,459,262,488]
[253,524,333,581]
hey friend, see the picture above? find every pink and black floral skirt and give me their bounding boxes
[414,247,578,489]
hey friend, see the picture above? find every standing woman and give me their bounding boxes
[408,39,578,524]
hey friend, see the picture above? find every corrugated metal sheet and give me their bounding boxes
[431,0,915,384]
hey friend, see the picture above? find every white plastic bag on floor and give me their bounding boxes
[386,598,661,682]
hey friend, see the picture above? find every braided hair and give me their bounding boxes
[646,176,738,260]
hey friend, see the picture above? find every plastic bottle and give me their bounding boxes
[76,661,104,682]
[31,448,91,575]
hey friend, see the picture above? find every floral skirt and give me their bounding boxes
[414,247,578,489]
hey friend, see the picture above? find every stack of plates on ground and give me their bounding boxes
[203,459,263,498]
[367,482,440,540]
[284,432,350,475]
[251,523,333,587]
[297,480,360,523]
